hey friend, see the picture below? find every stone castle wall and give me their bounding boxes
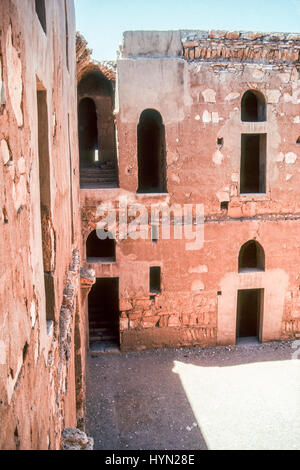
[81,30,300,351]
[0,0,85,449]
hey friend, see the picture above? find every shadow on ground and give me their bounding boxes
[85,341,300,450]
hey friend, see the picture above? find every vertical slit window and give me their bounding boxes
[150,267,161,293]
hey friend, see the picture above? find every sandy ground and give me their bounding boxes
[85,340,300,450]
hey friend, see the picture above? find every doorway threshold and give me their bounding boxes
[89,341,120,355]
[236,337,260,346]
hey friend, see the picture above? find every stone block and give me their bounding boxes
[141,316,160,328]
[168,315,181,327]
[119,299,132,311]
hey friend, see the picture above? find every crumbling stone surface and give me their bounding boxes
[181,30,300,64]
[61,428,94,451]
[76,32,116,83]
[0,1,84,450]
[80,267,96,289]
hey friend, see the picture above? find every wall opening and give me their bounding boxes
[240,134,266,194]
[86,230,116,263]
[236,289,264,340]
[151,225,159,243]
[67,114,74,244]
[78,97,98,168]
[241,90,266,122]
[88,278,119,347]
[78,70,118,188]
[238,240,265,272]
[64,0,69,71]
[35,0,47,34]
[37,84,55,322]
[137,109,167,193]
[220,201,228,211]
[297,137,300,145]
[150,267,161,293]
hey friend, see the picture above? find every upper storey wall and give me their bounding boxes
[116,30,300,216]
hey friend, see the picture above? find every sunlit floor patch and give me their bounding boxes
[173,358,300,450]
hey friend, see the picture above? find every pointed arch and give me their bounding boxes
[241,90,266,122]
[238,240,265,272]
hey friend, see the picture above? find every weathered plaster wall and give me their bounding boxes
[81,30,300,351]
[0,0,83,449]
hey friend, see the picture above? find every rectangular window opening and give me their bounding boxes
[240,134,266,194]
[150,267,161,294]
[220,201,228,211]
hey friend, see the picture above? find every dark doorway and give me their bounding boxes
[78,97,98,168]
[240,134,266,194]
[137,109,167,193]
[236,289,263,340]
[88,278,119,347]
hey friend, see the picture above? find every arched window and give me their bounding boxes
[137,109,167,193]
[241,90,266,122]
[238,240,265,272]
[78,98,98,167]
[86,230,116,263]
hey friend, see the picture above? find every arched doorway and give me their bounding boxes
[137,109,167,193]
[78,68,118,188]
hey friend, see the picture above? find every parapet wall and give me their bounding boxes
[121,30,300,65]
